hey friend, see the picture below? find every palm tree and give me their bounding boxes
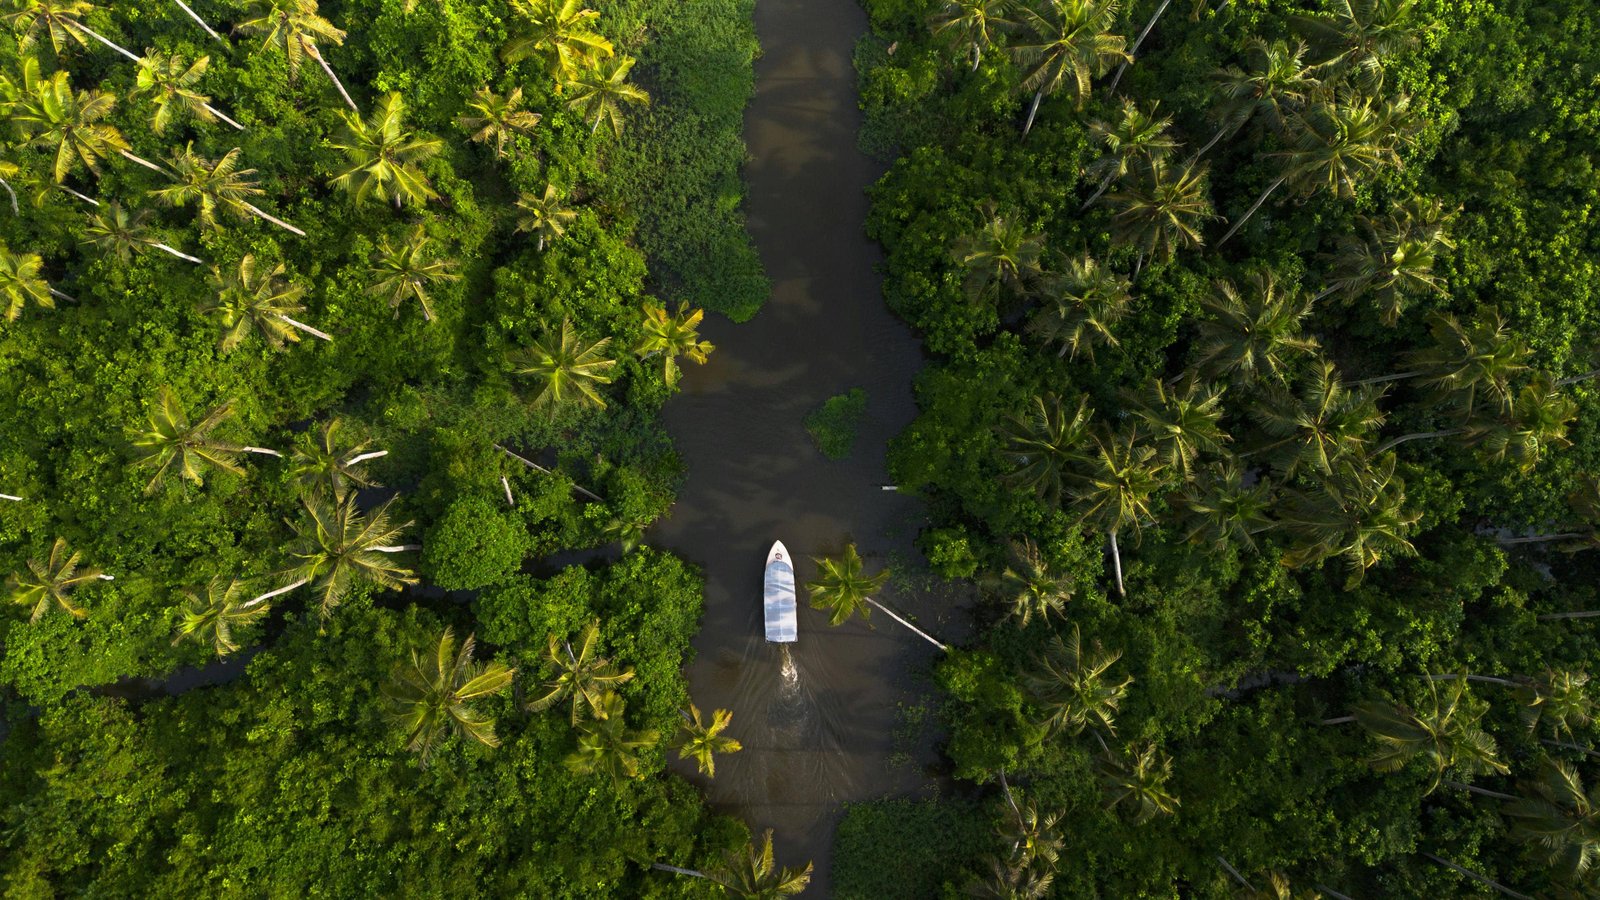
[501,0,614,79]
[1294,0,1426,90]
[954,205,1045,302]
[287,492,419,618]
[1025,253,1131,360]
[929,0,1014,72]
[1402,310,1532,422]
[127,386,244,492]
[1192,270,1320,384]
[3,0,92,54]
[367,225,460,322]
[565,55,650,138]
[0,242,56,320]
[1504,759,1600,884]
[526,619,635,724]
[384,627,515,765]
[1098,741,1180,823]
[808,544,946,650]
[1195,38,1326,158]
[329,93,443,208]
[1106,158,1214,266]
[1025,623,1130,737]
[514,183,578,251]
[456,86,541,158]
[1351,678,1507,792]
[6,536,102,622]
[1168,459,1274,551]
[998,797,1064,871]
[1126,376,1229,477]
[999,392,1093,507]
[1516,670,1593,739]
[1253,360,1384,476]
[288,418,384,500]
[1068,428,1169,597]
[636,302,715,386]
[11,70,165,182]
[1317,197,1456,323]
[673,703,742,777]
[133,53,243,133]
[1469,374,1577,473]
[1220,95,1413,244]
[1081,99,1177,210]
[175,576,267,655]
[82,202,204,263]
[202,254,327,351]
[994,537,1073,626]
[153,145,305,235]
[564,692,659,783]
[1008,0,1129,136]
[1278,452,1419,586]
[509,318,618,413]
[966,855,1054,899]
[710,829,814,898]
[235,0,358,112]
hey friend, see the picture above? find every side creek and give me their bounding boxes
[650,0,953,891]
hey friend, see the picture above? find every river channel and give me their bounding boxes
[650,0,948,891]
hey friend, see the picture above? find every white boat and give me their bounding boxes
[764,540,798,643]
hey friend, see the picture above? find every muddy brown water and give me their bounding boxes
[650,0,955,892]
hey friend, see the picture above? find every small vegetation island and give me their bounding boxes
[2,0,1599,896]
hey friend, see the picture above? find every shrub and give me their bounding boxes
[804,388,869,460]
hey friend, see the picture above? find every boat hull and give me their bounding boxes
[764,540,798,643]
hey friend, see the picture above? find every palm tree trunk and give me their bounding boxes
[68,19,139,62]
[0,177,16,215]
[1106,0,1173,94]
[172,0,227,44]
[241,202,306,236]
[204,103,246,131]
[1374,430,1462,454]
[276,314,332,341]
[244,577,309,608]
[1021,88,1044,137]
[1109,530,1126,597]
[501,474,515,506]
[0,493,23,501]
[1557,370,1600,387]
[650,863,707,879]
[1441,780,1518,801]
[1422,853,1533,899]
[1080,172,1117,212]
[304,39,359,113]
[1352,370,1421,386]
[150,242,204,263]
[58,185,99,206]
[119,150,171,176]
[1218,174,1288,245]
[1321,715,1355,725]
[373,544,421,553]
[241,446,283,457]
[970,43,981,73]
[496,444,604,501]
[345,450,389,465]
[1216,856,1254,891]
[1499,532,1588,545]
[1425,673,1521,687]
[47,287,77,303]
[1315,885,1356,900]
[1542,738,1600,759]
[1192,122,1232,161]
[865,597,947,651]
[1539,610,1600,620]
[997,769,1023,820]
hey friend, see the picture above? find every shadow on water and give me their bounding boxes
[648,0,956,891]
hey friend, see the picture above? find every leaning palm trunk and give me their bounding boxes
[1107,0,1173,94]
[276,314,332,341]
[1022,89,1045,138]
[1426,673,1521,687]
[1374,430,1462,453]
[0,178,15,215]
[650,864,706,879]
[1422,853,1534,900]
[1080,172,1117,211]
[244,577,309,609]
[1191,122,1232,161]
[1441,780,1518,801]
[345,450,388,465]
[373,544,421,553]
[120,150,171,176]
[241,202,306,236]
[68,20,139,62]
[866,597,947,651]
[151,242,203,263]
[304,39,359,113]
[1219,174,1289,245]
[1540,610,1600,620]
[47,287,77,303]
[1109,530,1126,597]
[1542,738,1600,759]
[0,493,22,501]
[241,446,283,457]
[204,102,246,131]
[1499,532,1589,545]
[58,185,99,206]
[1557,369,1600,387]
[172,0,227,43]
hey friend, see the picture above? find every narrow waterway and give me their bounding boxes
[650,0,945,891]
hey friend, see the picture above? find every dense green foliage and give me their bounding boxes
[804,387,869,460]
[839,0,1600,896]
[0,0,762,892]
